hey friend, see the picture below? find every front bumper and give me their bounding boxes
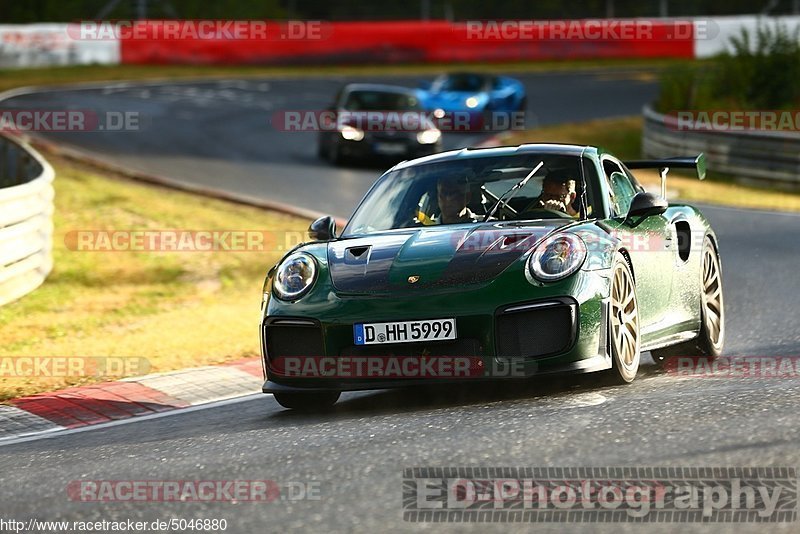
[260,270,612,392]
[338,137,440,160]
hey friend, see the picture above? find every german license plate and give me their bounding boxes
[354,319,457,345]
[373,142,406,155]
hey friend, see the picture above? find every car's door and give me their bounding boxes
[602,157,674,335]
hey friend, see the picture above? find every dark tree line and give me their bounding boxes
[1,0,798,23]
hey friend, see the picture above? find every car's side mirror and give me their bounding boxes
[625,192,668,222]
[308,215,337,241]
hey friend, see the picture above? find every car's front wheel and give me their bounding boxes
[651,236,724,364]
[272,391,341,411]
[604,253,641,384]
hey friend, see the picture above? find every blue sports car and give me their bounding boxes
[417,72,527,131]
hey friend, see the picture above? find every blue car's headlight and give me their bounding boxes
[465,96,480,108]
[527,234,586,282]
[273,252,317,300]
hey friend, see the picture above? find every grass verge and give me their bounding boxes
[497,116,800,213]
[0,154,308,401]
[0,59,691,94]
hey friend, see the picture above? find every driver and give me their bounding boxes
[524,170,579,217]
[416,175,478,226]
[430,175,477,224]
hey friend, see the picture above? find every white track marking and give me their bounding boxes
[0,393,265,448]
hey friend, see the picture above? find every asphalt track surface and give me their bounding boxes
[3,70,659,218]
[2,72,800,533]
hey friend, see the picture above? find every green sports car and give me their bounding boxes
[260,144,724,410]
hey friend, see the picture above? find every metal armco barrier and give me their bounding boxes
[642,105,800,187]
[0,135,54,306]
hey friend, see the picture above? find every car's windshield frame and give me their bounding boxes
[341,151,602,238]
[432,73,489,93]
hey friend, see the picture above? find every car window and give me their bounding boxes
[622,165,644,193]
[608,171,636,215]
[435,74,487,92]
[602,158,629,216]
[602,158,623,178]
[343,91,421,111]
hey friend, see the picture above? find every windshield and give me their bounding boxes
[433,73,487,92]
[343,153,601,236]
[343,90,422,111]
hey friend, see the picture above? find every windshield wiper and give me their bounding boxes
[483,161,544,222]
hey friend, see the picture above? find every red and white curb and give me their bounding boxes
[0,358,263,442]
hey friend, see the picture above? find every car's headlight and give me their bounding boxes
[416,128,441,144]
[465,96,480,108]
[527,234,586,282]
[340,125,365,141]
[273,253,317,300]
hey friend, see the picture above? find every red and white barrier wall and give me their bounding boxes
[0,23,119,68]
[2,16,799,68]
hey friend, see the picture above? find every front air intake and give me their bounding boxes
[495,300,577,359]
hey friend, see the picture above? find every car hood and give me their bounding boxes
[420,91,487,111]
[327,221,572,294]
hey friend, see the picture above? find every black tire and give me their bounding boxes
[272,391,340,411]
[651,236,724,365]
[603,253,641,384]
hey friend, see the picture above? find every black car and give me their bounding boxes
[317,83,442,165]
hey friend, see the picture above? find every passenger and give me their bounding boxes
[525,171,579,217]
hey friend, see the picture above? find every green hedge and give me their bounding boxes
[656,22,800,112]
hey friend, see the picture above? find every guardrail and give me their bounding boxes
[641,105,800,187]
[0,134,54,307]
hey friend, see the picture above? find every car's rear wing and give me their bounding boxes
[623,154,707,198]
